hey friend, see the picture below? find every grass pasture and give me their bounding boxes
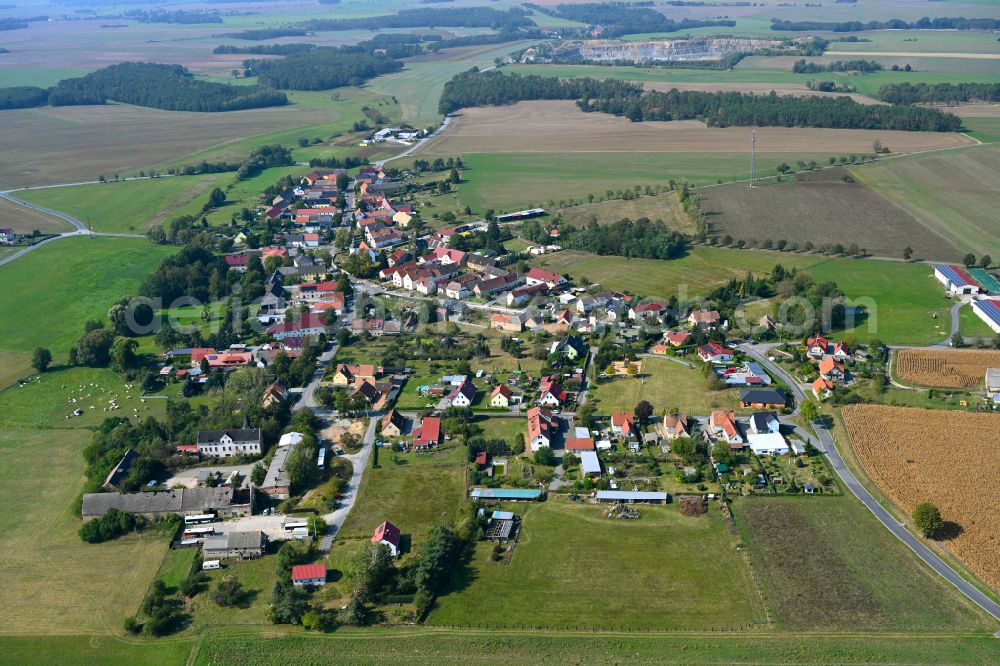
[733,496,993,632]
[337,443,466,545]
[700,168,963,262]
[428,500,764,630]
[851,145,1000,259]
[0,236,175,355]
[0,427,171,634]
[805,258,953,346]
[0,351,32,391]
[555,191,697,233]
[589,356,739,415]
[533,247,823,299]
[17,175,225,234]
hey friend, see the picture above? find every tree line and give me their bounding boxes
[771,17,1000,32]
[878,82,1000,105]
[246,50,402,91]
[213,43,317,56]
[298,6,532,32]
[0,63,288,112]
[524,3,734,37]
[220,27,308,41]
[122,9,221,24]
[792,59,882,73]
[440,70,963,132]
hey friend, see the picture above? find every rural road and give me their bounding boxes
[740,342,1000,623]
[0,189,145,268]
[319,416,378,551]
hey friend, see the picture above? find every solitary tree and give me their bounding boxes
[980,255,992,269]
[635,400,654,425]
[800,400,820,423]
[963,253,976,268]
[31,347,52,373]
[912,502,944,538]
[902,246,913,262]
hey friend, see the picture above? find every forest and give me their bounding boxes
[440,70,963,131]
[878,82,1000,105]
[771,17,1000,32]
[214,43,317,56]
[247,50,402,91]
[45,63,288,111]
[299,6,532,31]
[525,2,734,37]
[0,85,50,109]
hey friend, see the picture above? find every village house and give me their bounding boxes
[749,411,781,435]
[448,378,477,408]
[332,363,376,387]
[196,428,262,459]
[381,410,407,438]
[663,331,692,347]
[657,413,690,440]
[550,335,587,361]
[507,283,548,306]
[490,312,525,333]
[688,309,721,329]
[0,228,20,244]
[565,436,596,454]
[812,377,834,400]
[262,381,288,408]
[412,416,442,450]
[537,375,567,407]
[527,406,555,452]
[489,384,521,408]
[805,334,829,360]
[291,564,327,587]
[818,355,847,383]
[610,411,636,437]
[266,313,326,341]
[629,302,667,321]
[697,343,734,364]
[524,267,566,289]
[372,521,401,556]
[709,410,744,449]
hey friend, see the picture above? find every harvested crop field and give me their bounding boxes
[843,404,1000,593]
[700,168,962,262]
[0,197,73,234]
[0,103,335,188]
[421,101,975,155]
[895,348,1000,389]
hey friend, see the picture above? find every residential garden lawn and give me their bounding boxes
[0,196,75,234]
[0,427,172,634]
[804,258,954,346]
[0,236,175,356]
[850,145,1000,259]
[0,366,167,430]
[428,499,764,630]
[732,495,994,632]
[475,415,526,447]
[0,351,32,390]
[17,175,225,234]
[154,546,198,593]
[589,357,739,416]
[337,443,466,546]
[446,151,841,213]
[533,247,822,299]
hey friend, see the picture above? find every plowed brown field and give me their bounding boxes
[844,404,1000,592]
[895,349,1000,389]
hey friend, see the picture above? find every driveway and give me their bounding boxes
[740,342,1000,623]
[319,416,378,550]
[166,463,256,489]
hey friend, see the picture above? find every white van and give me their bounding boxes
[202,560,221,570]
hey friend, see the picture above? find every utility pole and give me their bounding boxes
[749,128,757,188]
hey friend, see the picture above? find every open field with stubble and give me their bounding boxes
[701,168,964,262]
[850,145,1000,259]
[844,404,1000,594]
[733,495,994,632]
[425,101,973,155]
[895,348,1000,389]
[0,197,74,234]
[428,500,764,630]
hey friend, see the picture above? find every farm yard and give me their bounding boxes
[700,169,964,262]
[733,496,993,632]
[851,145,1000,259]
[423,101,975,156]
[427,500,764,630]
[895,349,1000,389]
[843,405,1000,593]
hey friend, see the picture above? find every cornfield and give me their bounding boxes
[844,404,1000,592]
[894,349,1000,389]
